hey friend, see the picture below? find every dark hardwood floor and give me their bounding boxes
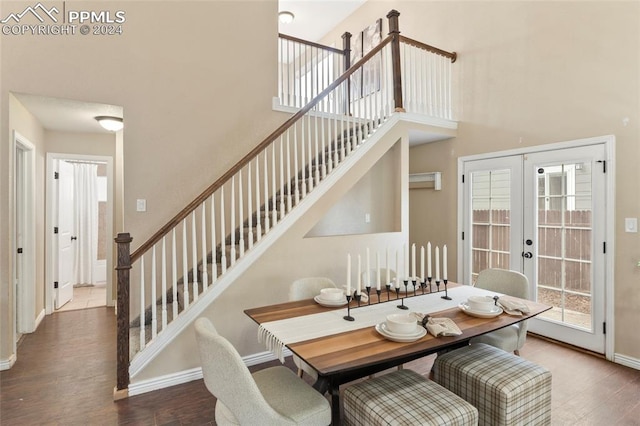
[1,306,639,425]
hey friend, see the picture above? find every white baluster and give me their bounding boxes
[239,171,245,257]
[171,229,178,320]
[219,187,227,273]
[161,236,167,329]
[151,246,157,338]
[229,180,237,264]
[247,164,254,249]
[271,145,277,225]
[139,256,145,350]
[182,220,189,309]
[293,124,300,204]
[191,211,198,301]
[286,133,292,213]
[263,152,270,232]
[201,202,208,291]
[300,121,306,197]
[210,195,217,280]
[279,136,285,219]
[307,116,313,192]
[314,120,320,186]
[319,114,326,178]
[255,157,262,240]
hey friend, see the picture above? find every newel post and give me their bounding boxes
[114,232,133,397]
[342,31,352,114]
[387,9,405,112]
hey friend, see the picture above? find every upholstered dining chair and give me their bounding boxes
[194,317,331,426]
[470,268,530,355]
[288,277,337,380]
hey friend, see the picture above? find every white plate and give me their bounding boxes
[314,295,347,307]
[375,323,427,342]
[458,303,503,318]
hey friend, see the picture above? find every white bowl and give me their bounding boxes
[320,288,344,302]
[467,295,495,312]
[386,313,417,334]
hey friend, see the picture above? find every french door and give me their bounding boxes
[461,143,608,354]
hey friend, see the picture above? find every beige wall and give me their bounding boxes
[323,2,640,359]
[1,1,284,364]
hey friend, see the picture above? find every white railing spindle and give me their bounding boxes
[171,229,178,319]
[191,211,198,301]
[210,195,217,281]
[239,171,245,257]
[219,187,227,274]
[255,158,262,240]
[201,203,208,290]
[139,256,146,350]
[151,246,157,338]
[161,237,167,329]
[182,220,189,309]
[247,165,254,248]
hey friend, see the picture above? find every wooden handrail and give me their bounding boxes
[130,34,394,262]
[399,35,457,63]
[279,33,345,55]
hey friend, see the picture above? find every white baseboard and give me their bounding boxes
[34,309,45,330]
[614,353,640,370]
[0,354,16,371]
[128,349,292,397]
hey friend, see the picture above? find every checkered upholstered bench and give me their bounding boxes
[343,369,478,426]
[433,343,552,426]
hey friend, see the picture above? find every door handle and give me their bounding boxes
[522,251,532,259]
[71,236,77,241]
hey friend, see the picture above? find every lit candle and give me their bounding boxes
[366,247,371,288]
[404,244,408,281]
[376,252,381,290]
[420,245,425,280]
[386,247,390,285]
[357,255,362,295]
[346,254,351,295]
[435,246,440,282]
[395,250,400,288]
[427,242,432,278]
[411,243,416,279]
[443,244,448,281]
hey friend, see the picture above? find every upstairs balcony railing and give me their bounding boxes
[115,10,456,394]
[277,12,456,119]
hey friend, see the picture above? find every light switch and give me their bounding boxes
[136,199,147,212]
[365,213,371,223]
[625,217,637,233]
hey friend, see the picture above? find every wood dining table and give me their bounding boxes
[245,283,551,425]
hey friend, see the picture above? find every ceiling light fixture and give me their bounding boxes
[278,11,294,24]
[95,116,124,132]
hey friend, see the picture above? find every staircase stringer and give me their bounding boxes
[129,113,405,380]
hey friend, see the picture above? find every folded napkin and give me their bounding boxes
[411,313,462,337]
[497,297,531,316]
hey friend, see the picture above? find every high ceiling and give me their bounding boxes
[278,0,366,42]
[15,1,365,134]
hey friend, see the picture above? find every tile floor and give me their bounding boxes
[54,284,107,312]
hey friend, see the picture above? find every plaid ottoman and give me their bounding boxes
[343,369,478,426]
[433,343,552,425]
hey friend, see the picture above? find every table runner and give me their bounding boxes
[258,285,496,362]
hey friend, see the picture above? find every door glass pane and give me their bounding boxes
[471,169,511,283]
[536,162,592,330]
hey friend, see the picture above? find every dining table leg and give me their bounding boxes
[329,380,341,426]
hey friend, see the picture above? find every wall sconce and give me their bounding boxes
[95,116,124,132]
[278,11,295,24]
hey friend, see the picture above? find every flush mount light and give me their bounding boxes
[278,11,294,24]
[95,116,123,132]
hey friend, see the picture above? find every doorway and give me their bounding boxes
[459,136,614,357]
[13,132,37,347]
[46,153,114,314]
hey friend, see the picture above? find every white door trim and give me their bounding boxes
[458,135,615,361]
[45,153,115,314]
[13,132,37,337]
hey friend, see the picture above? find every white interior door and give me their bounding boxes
[462,142,608,354]
[524,145,606,353]
[56,160,75,309]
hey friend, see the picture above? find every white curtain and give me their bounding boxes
[73,163,98,285]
